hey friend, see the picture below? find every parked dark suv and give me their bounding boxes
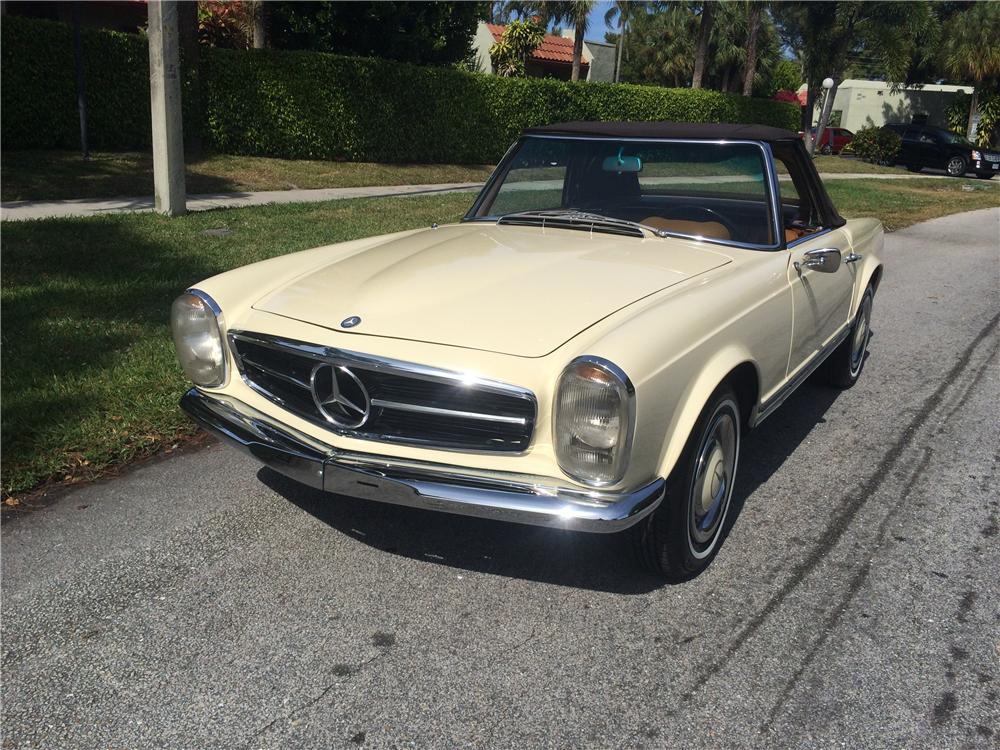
[883,123,999,179]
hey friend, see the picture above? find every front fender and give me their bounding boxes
[643,346,759,483]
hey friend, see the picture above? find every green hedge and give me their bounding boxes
[2,15,800,163]
[1,16,152,150]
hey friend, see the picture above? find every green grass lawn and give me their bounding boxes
[809,155,912,175]
[0,151,494,202]
[2,178,997,497]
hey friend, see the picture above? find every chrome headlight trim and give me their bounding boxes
[553,355,636,487]
[171,288,228,388]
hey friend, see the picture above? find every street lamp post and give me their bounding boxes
[809,77,836,157]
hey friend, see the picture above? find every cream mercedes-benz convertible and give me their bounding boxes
[173,121,883,579]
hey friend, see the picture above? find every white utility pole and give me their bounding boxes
[148,0,186,216]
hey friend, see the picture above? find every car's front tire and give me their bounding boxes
[946,155,967,177]
[825,285,874,388]
[632,386,741,580]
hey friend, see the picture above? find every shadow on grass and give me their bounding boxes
[0,151,252,202]
[0,217,225,489]
[260,376,844,593]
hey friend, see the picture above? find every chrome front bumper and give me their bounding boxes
[180,389,664,533]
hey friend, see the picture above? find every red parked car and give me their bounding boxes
[810,127,854,155]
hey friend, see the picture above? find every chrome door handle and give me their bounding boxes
[844,252,862,263]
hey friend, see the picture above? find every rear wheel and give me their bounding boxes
[632,387,741,580]
[946,155,967,177]
[825,285,874,388]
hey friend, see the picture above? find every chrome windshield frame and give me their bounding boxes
[463,134,785,252]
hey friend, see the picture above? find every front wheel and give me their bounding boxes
[632,387,741,580]
[946,155,967,177]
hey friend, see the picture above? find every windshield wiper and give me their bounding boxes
[496,209,669,238]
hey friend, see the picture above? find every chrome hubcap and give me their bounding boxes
[851,296,871,374]
[690,410,737,547]
[948,158,964,175]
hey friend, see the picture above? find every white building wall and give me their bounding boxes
[472,22,497,74]
[801,79,974,131]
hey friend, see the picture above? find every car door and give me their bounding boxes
[893,127,919,164]
[774,146,856,377]
[916,129,942,166]
[786,228,855,374]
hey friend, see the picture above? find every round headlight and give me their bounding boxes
[554,357,635,486]
[171,290,226,388]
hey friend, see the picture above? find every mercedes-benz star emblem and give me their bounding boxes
[310,363,370,428]
[340,316,361,329]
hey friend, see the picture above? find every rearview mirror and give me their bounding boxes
[602,149,642,173]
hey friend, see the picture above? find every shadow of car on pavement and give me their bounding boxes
[260,375,846,594]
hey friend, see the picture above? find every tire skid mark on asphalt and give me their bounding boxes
[758,443,934,732]
[678,309,1000,706]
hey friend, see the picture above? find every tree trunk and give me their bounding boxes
[251,0,266,49]
[742,3,761,97]
[812,80,839,156]
[615,18,625,83]
[721,65,730,93]
[571,20,585,81]
[967,88,979,142]
[801,78,817,143]
[691,1,713,89]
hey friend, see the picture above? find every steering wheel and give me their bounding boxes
[662,205,738,238]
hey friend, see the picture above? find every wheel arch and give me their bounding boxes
[652,352,760,482]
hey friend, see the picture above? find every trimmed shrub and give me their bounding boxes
[1,16,152,150]
[851,125,901,165]
[2,16,801,163]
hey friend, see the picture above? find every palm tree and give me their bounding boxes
[742,1,763,96]
[939,3,1000,139]
[691,1,714,89]
[565,1,595,82]
[605,1,642,84]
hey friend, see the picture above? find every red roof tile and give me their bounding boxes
[486,23,589,68]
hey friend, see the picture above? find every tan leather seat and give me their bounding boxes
[642,216,731,241]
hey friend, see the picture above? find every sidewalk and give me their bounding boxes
[0,182,484,222]
[0,172,971,222]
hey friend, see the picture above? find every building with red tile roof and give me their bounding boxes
[472,22,615,82]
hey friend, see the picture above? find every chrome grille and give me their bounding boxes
[984,153,1000,163]
[228,332,536,452]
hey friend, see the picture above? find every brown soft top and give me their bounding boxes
[524,120,799,143]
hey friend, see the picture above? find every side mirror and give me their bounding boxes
[794,247,842,274]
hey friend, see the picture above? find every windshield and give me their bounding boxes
[469,136,777,247]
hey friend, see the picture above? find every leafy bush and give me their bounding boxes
[2,15,801,163]
[851,125,901,165]
[1,16,152,150]
[945,92,1000,149]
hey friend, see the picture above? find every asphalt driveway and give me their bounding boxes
[2,208,998,749]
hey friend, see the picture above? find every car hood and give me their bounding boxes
[252,223,732,357]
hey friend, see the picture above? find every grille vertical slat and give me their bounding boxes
[229,333,535,453]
